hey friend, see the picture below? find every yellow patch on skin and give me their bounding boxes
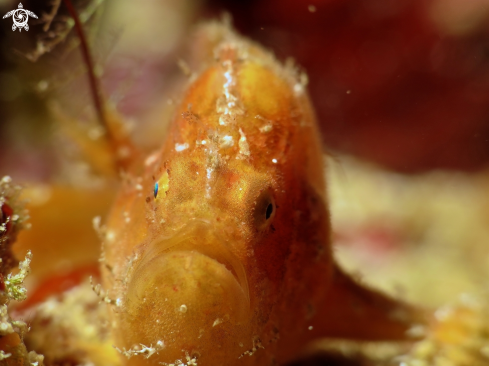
[156,170,170,201]
[238,63,289,118]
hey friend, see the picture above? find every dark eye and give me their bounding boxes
[254,191,276,230]
[265,203,273,220]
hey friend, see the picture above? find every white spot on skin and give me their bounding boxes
[145,152,159,167]
[175,143,189,152]
[294,83,303,94]
[308,326,313,330]
[106,231,115,242]
[272,159,277,164]
[308,5,316,12]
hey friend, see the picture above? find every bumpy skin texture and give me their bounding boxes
[101,24,423,366]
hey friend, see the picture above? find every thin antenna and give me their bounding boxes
[62,0,110,140]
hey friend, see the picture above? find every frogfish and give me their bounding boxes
[93,22,425,366]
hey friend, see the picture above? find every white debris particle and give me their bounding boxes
[293,72,309,95]
[238,338,264,359]
[89,277,119,306]
[308,5,316,12]
[255,115,273,133]
[272,159,277,164]
[219,135,234,149]
[175,143,189,152]
[216,58,244,126]
[237,128,250,159]
[161,352,198,366]
[0,315,13,334]
[92,216,107,241]
[201,140,207,145]
[346,90,351,94]
[0,351,11,360]
[113,341,165,359]
[212,318,223,327]
[308,326,313,330]
[179,304,188,313]
[28,351,44,366]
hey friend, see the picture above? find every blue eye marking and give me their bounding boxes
[154,182,159,199]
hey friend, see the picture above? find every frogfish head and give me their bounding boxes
[101,23,334,366]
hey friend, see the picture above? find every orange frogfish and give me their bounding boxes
[100,22,425,366]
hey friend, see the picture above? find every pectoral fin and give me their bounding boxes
[311,264,428,341]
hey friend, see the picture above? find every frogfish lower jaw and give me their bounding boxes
[114,222,254,365]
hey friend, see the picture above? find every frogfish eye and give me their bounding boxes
[254,190,276,230]
[266,202,273,220]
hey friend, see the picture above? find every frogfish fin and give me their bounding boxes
[311,264,428,341]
